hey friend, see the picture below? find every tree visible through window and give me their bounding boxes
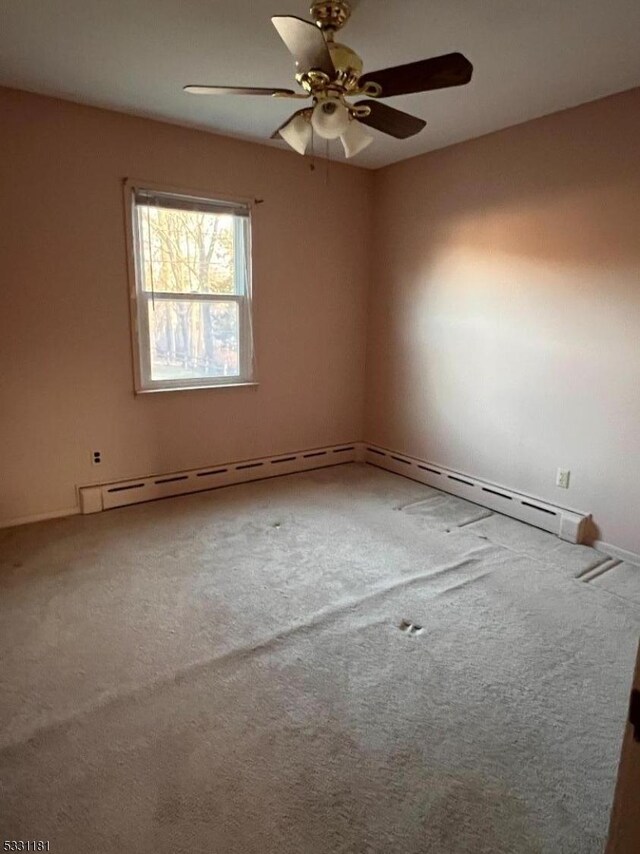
[128,186,254,391]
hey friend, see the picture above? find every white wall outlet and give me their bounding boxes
[556,468,570,489]
[91,450,102,466]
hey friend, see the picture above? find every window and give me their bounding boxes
[127,184,254,392]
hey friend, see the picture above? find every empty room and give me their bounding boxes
[1,1,640,851]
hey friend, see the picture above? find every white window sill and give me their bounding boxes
[135,382,259,395]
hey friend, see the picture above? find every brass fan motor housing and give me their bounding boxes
[296,41,364,95]
[295,3,367,96]
[310,1,352,33]
[328,42,363,91]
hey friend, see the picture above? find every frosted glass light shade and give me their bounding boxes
[340,119,374,158]
[280,114,312,155]
[311,100,351,140]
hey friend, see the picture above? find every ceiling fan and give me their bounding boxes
[184,0,473,159]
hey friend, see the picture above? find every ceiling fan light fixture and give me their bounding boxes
[340,118,374,158]
[311,99,351,140]
[279,112,313,155]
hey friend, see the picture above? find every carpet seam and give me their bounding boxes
[0,554,490,753]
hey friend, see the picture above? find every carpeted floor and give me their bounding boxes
[1,463,639,853]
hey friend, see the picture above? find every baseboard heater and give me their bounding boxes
[79,443,358,514]
[363,444,590,544]
[79,441,589,545]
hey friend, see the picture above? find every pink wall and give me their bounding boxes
[366,88,640,554]
[0,88,373,524]
[3,86,639,554]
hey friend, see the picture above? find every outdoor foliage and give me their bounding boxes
[137,204,242,380]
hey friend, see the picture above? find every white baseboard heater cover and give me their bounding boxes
[79,443,359,514]
[79,441,589,545]
[363,444,590,544]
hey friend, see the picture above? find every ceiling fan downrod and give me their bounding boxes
[310,1,352,35]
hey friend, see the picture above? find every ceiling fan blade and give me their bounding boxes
[355,100,426,139]
[359,52,473,98]
[270,109,311,139]
[271,15,335,76]
[184,85,297,96]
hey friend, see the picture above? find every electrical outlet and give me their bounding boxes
[91,450,102,466]
[556,468,570,489]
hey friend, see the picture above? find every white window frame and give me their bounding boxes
[124,179,256,394]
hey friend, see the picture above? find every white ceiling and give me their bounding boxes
[2,0,639,169]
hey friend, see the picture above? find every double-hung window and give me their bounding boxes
[127,184,254,392]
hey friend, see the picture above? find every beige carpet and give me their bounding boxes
[1,463,639,853]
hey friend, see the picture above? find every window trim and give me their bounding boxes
[123,178,257,394]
